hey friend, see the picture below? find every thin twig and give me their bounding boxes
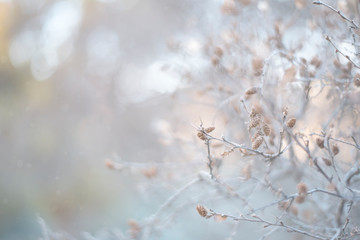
[325,35,360,69]
[313,1,360,29]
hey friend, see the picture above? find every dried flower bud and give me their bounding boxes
[297,182,307,195]
[316,138,324,149]
[310,56,322,68]
[249,115,261,129]
[295,194,306,204]
[197,131,206,140]
[196,204,208,217]
[282,106,288,117]
[245,87,257,95]
[251,131,261,143]
[252,136,264,150]
[214,47,223,58]
[278,201,290,210]
[286,117,296,128]
[249,106,258,118]
[322,158,332,166]
[211,56,220,66]
[205,126,215,133]
[252,57,264,76]
[263,124,271,136]
[221,0,238,15]
[332,144,339,156]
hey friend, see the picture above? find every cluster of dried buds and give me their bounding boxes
[197,125,215,141]
[295,182,308,204]
[248,106,272,150]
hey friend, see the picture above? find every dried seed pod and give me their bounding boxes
[282,106,288,117]
[322,158,332,166]
[278,201,290,210]
[251,131,261,143]
[295,194,306,204]
[196,204,208,217]
[297,182,307,195]
[221,0,238,15]
[249,115,261,129]
[197,131,206,140]
[332,144,339,156]
[252,56,264,76]
[214,47,223,58]
[211,56,220,66]
[252,136,264,150]
[286,117,296,128]
[249,106,258,118]
[245,87,257,95]
[316,138,324,149]
[205,126,215,133]
[310,56,322,68]
[263,124,271,136]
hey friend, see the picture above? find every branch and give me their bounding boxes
[325,35,360,69]
[313,1,360,29]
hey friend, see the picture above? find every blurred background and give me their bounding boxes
[0,0,234,239]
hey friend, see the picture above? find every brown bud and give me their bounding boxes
[205,126,215,133]
[310,56,322,68]
[197,131,206,140]
[286,117,296,128]
[214,47,223,58]
[322,158,332,166]
[245,87,257,95]
[196,204,208,217]
[278,201,290,210]
[211,56,220,66]
[295,194,306,204]
[316,138,324,149]
[282,106,288,117]
[252,57,264,76]
[297,182,307,195]
[263,124,271,136]
[251,131,261,143]
[332,144,339,156]
[252,136,264,150]
[249,115,261,129]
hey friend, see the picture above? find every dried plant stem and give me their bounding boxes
[325,35,360,69]
[205,139,215,179]
[208,209,329,240]
[313,1,360,29]
[310,133,360,150]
